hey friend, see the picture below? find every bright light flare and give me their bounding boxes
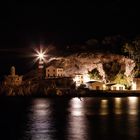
[33,48,48,64]
[36,49,46,61]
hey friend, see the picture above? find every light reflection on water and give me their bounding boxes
[114,97,122,115]
[25,99,55,140]
[21,97,140,140]
[100,99,108,115]
[127,97,138,115]
[67,98,88,140]
[69,97,84,116]
[127,97,139,137]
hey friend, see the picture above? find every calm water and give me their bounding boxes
[0,97,140,140]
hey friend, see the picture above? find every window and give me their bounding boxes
[119,87,123,90]
[48,74,50,77]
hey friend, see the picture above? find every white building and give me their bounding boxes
[46,66,64,78]
[73,73,84,87]
[4,66,23,86]
[110,84,125,90]
[132,78,140,90]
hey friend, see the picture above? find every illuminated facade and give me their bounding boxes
[4,66,23,86]
[111,84,125,90]
[86,81,104,90]
[73,74,84,87]
[46,66,64,78]
[133,78,140,90]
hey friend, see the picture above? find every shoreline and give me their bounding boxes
[0,90,140,97]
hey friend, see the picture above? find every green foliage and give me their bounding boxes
[88,68,102,80]
[114,73,131,89]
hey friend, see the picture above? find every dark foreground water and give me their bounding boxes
[0,97,140,140]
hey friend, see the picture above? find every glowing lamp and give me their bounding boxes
[36,49,46,61]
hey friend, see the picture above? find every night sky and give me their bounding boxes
[0,1,140,75]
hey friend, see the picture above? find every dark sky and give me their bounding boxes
[0,1,140,75]
[1,1,140,44]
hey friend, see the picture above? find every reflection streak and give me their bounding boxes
[67,98,88,140]
[70,97,84,116]
[127,97,138,115]
[114,98,122,115]
[25,99,54,140]
[100,99,108,115]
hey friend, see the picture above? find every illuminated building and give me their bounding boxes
[133,78,140,90]
[46,66,64,78]
[86,81,104,90]
[110,84,125,90]
[73,73,84,87]
[4,66,23,86]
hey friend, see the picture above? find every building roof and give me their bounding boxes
[106,83,116,86]
[86,80,103,84]
[111,83,125,87]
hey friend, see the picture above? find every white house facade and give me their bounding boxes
[132,78,140,90]
[110,84,125,90]
[73,74,84,87]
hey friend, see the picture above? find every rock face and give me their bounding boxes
[47,53,135,81]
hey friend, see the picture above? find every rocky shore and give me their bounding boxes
[0,83,140,97]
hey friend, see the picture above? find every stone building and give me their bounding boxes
[4,66,23,86]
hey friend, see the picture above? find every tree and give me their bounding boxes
[88,68,102,80]
[114,73,131,89]
[122,39,140,75]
